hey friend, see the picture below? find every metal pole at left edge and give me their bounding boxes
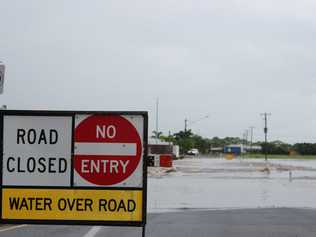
[142,225,146,237]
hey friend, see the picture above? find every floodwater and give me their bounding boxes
[148,157,316,212]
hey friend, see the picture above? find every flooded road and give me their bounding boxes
[2,157,316,237]
[148,157,316,212]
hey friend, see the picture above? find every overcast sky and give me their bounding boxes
[1,0,316,143]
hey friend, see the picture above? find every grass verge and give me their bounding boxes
[243,153,316,159]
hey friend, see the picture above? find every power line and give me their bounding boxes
[184,115,209,132]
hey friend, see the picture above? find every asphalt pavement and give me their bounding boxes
[1,208,316,237]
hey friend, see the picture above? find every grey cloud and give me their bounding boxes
[1,0,316,143]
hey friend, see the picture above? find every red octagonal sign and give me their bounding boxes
[74,115,142,185]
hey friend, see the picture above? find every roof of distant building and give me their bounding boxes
[148,138,173,145]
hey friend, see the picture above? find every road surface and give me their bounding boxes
[1,208,316,237]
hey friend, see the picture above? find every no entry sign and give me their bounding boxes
[74,115,143,186]
[0,110,148,227]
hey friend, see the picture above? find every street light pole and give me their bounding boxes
[245,129,248,146]
[153,97,160,144]
[184,118,188,132]
[243,129,248,154]
[155,98,159,141]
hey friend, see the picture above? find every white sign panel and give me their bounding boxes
[3,115,72,186]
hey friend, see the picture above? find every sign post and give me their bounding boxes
[0,110,148,232]
[0,62,5,94]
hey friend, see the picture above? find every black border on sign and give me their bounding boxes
[0,113,3,220]
[0,110,148,227]
[70,114,75,187]
[142,112,148,226]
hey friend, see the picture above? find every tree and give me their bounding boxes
[260,141,291,155]
[293,143,316,155]
[192,134,211,153]
[151,130,162,139]
[160,134,175,144]
[173,130,194,154]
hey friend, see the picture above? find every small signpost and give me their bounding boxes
[0,62,5,94]
[0,110,148,235]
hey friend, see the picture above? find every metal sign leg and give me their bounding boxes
[142,225,146,237]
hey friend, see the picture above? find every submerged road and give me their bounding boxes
[1,208,316,237]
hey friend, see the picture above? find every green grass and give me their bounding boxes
[242,153,316,160]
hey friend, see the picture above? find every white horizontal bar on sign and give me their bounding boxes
[75,142,137,156]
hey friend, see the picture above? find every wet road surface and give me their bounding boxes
[1,208,316,237]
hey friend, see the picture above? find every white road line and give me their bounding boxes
[83,226,102,237]
[0,224,27,232]
[75,142,137,156]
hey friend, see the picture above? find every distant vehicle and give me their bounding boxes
[187,148,199,156]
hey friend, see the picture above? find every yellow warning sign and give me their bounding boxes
[2,188,142,221]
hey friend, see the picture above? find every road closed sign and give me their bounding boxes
[0,110,148,226]
[3,116,72,186]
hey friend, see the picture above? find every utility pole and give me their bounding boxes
[241,131,245,157]
[184,118,188,132]
[245,129,248,145]
[244,129,248,153]
[261,113,271,161]
[249,126,255,152]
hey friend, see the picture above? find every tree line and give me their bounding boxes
[153,130,316,155]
